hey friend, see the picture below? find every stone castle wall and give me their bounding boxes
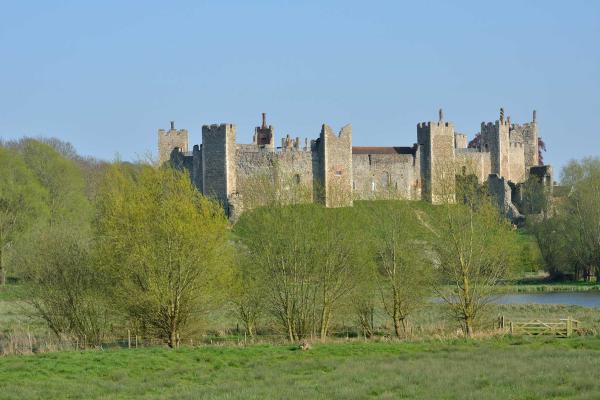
[455,149,491,183]
[352,150,419,200]
[160,109,541,218]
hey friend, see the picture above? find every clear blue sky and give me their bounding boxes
[1,1,599,172]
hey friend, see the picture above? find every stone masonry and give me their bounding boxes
[158,109,549,219]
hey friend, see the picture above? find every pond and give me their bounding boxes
[493,292,600,308]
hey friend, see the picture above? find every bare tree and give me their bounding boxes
[369,202,432,337]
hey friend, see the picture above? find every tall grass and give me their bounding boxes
[1,337,600,399]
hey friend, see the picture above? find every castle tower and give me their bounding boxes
[158,121,188,164]
[317,124,353,207]
[417,109,456,204]
[522,110,539,169]
[481,108,510,178]
[252,112,275,149]
[201,124,237,207]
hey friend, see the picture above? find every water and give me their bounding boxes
[493,292,600,308]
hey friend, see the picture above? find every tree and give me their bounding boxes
[0,147,49,287]
[231,245,266,337]
[559,158,600,281]
[234,205,363,341]
[235,205,317,341]
[519,176,548,215]
[19,224,110,345]
[527,216,570,279]
[431,199,518,337]
[367,201,432,337]
[313,208,364,338]
[95,164,232,347]
[16,139,92,226]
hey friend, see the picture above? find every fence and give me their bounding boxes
[498,316,581,337]
[0,328,374,356]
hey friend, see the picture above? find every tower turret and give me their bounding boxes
[417,109,456,204]
[480,108,510,178]
[158,121,189,165]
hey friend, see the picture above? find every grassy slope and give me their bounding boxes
[1,337,600,399]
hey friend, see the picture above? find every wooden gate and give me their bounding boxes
[498,316,580,337]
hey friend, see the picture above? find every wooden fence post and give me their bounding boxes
[128,330,131,349]
[566,317,573,337]
[509,321,513,335]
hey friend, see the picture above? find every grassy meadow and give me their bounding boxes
[1,337,600,399]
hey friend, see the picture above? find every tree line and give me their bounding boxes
[1,138,575,347]
[527,157,600,281]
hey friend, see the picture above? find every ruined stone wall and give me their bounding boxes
[318,124,353,207]
[488,174,523,221]
[417,121,456,204]
[454,149,491,183]
[352,153,419,200]
[158,123,188,165]
[234,145,317,208]
[201,124,236,205]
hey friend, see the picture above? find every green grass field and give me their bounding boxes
[1,337,600,399]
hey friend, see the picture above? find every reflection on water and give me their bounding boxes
[493,292,600,308]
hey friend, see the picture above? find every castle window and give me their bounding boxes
[371,179,376,192]
[335,169,343,176]
[294,174,301,184]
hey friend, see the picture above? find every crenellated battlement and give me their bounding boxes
[202,123,235,135]
[158,107,545,219]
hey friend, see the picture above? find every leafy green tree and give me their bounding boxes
[431,199,519,337]
[519,176,548,215]
[95,164,232,347]
[560,157,600,281]
[19,224,111,345]
[16,139,92,226]
[367,201,432,337]
[0,147,49,286]
[231,244,266,337]
[527,216,570,279]
[235,205,363,341]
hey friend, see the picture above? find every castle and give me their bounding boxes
[159,109,552,220]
